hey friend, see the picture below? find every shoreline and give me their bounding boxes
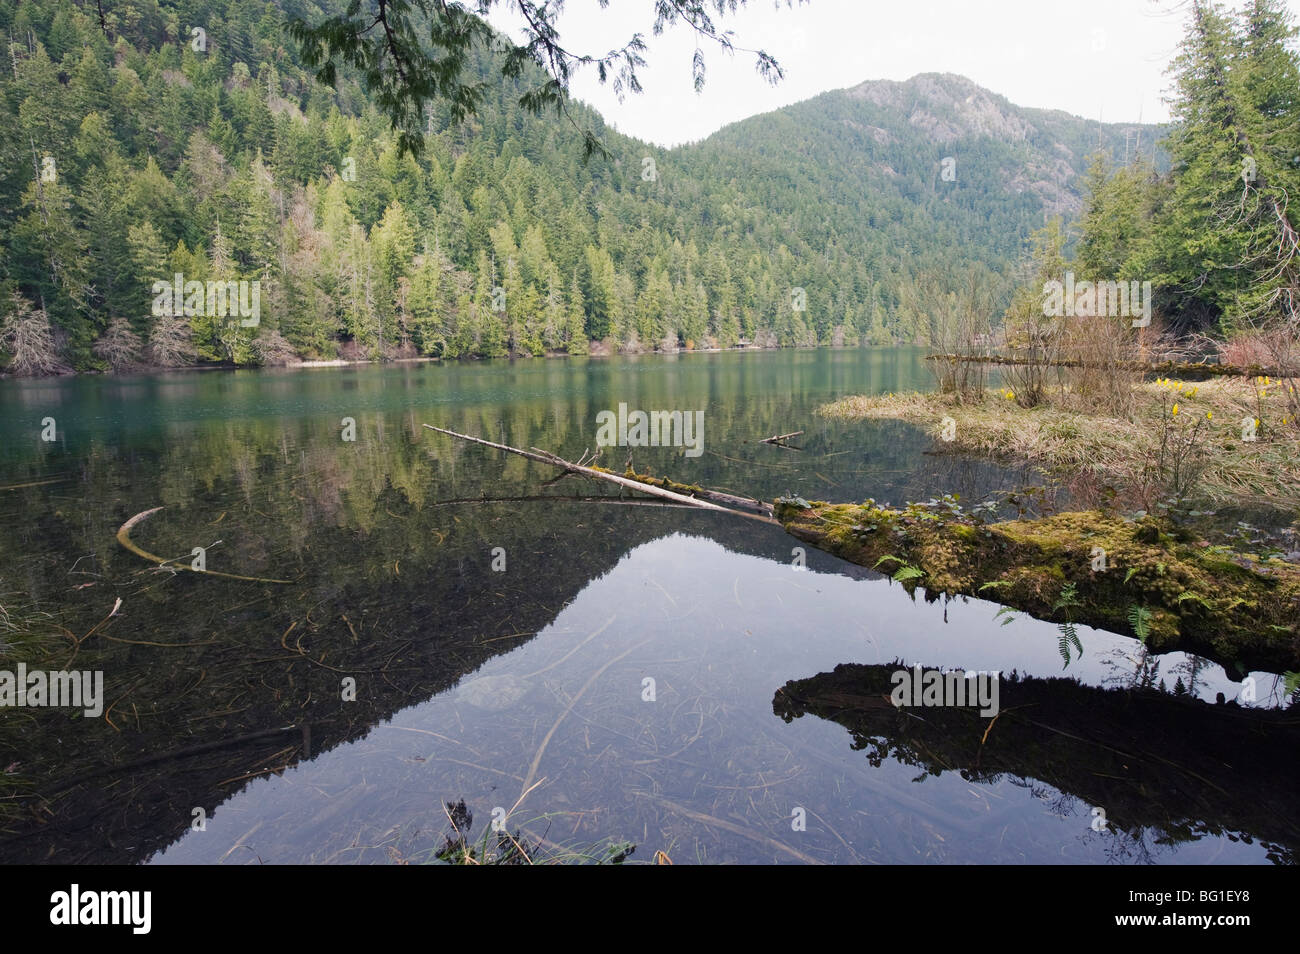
[0,341,877,380]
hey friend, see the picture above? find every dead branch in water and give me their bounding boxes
[620,472,773,516]
[429,493,700,510]
[422,425,778,525]
[116,507,293,583]
[760,430,804,445]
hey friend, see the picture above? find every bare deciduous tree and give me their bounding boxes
[0,292,67,376]
[253,329,299,367]
[147,310,196,368]
[92,317,143,373]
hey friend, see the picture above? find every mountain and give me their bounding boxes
[0,0,1163,372]
[670,72,1162,342]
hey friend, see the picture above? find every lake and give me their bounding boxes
[0,347,1294,864]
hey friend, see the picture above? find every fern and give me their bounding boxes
[993,606,1018,626]
[1128,605,1154,643]
[978,580,1012,593]
[1052,582,1084,669]
[1175,592,1211,611]
[1051,582,1080,613]
[1284,671,1300,697]
[1058,621,1084,669]
[1124,567,1138,584]
[873,554,925,583]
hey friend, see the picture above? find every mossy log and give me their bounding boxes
[775,499,1300,673]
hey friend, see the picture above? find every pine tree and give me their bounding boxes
[1154,1,1288,332]
[565,273,588,355]
[372,200,417,351]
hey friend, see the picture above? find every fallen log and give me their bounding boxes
[926,352,1296,379]
[775,498,1300,674]
[422,425,779,525]
[760,430,804,445]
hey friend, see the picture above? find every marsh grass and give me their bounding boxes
[822,378,1300,509]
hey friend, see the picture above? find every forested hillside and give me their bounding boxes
[0,0,1153,373]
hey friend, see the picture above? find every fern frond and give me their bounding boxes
[1175,592,1211,611]
[1051,582,1080,612]
[1127,605,1153,643]
[873,554,924,583]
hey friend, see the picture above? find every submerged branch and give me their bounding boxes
[422,425,778,525]
[116,507,293,584]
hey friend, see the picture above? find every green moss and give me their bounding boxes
[778,501,1300,674]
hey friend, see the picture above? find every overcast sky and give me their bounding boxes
[487,0,1300,147]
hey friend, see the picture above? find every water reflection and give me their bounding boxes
[0,349,1290,864]
[774,662,1299,864]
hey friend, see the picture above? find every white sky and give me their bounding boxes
[487,0,1300,146]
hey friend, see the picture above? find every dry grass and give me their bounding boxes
[821,378,1300,509]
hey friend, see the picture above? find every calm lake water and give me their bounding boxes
[0,347,1294,864]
